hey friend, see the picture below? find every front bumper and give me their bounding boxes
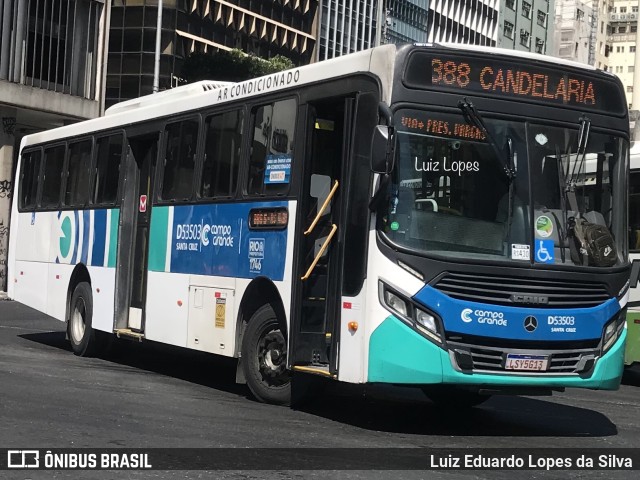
[368,315,625,390]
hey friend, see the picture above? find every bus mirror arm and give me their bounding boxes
[630,259,640,288]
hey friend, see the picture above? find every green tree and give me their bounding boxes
[181,49,295,83]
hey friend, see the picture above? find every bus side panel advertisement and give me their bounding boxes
[150,201,289,281]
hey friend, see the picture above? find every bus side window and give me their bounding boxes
[161,119,199,201]
[94,134,123,206]
[19,150,41,211]
[201,110,243,199]
[40,145,66,208]
[64,140,92,207]
[247,98,296,196]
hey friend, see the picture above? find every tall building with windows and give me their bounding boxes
[608,0,638,106]
[553,0,596,65]
[498,0,555,54]
[0,0,110,292]
[107,0,319,107]
[427,0,499,46]
[552,1,613,71]
[384,0,429,45]
[316,0,380,60]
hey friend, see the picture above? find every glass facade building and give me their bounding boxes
[107,0,318,107]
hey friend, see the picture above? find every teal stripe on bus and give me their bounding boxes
[107,209,119,268]
[148,206,169,272]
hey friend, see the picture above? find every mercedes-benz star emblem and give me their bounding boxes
[524,316,538,332]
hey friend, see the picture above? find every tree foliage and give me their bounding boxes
[181,49,295,83]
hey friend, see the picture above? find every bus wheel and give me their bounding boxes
[242,304,291,405]
[68,282,99,357]
[422,386,491,409]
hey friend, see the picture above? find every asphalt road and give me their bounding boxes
[1,299,640,479]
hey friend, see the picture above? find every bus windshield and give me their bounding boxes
[379,109,628,266]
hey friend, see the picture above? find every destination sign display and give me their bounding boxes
[403,51,626,115]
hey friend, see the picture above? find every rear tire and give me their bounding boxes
[241,305,291,405]
[422,386,491,409]
[68,282,108,357]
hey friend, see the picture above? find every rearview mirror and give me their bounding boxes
[370,125,394,174]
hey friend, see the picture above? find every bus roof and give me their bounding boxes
[21,45,396,149]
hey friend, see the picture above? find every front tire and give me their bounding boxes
[68,282,102,357]
[241,305,291,405]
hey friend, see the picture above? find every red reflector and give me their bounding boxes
[20,271,23,275]
[343,302,352,309]
[634,319,640,324]
[56,275,60,280]
[215,292,221,298]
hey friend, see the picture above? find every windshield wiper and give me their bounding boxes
[567,116,591,200]
[554,116,591,263]
[458,98,515,180]
[458,98,516,247]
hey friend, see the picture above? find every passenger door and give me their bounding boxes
[114,131,159,335]
[290,97,354,375]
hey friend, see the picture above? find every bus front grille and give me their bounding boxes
[433,272,610,308]
[447,340,599,375]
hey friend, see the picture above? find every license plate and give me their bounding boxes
[505,354,549,371]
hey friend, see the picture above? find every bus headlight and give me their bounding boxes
[602,311,626,353]
[416,309,436,333]
[379,281,443,345]
[384,290,408,317]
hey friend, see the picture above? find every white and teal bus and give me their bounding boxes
[8,43,633,407]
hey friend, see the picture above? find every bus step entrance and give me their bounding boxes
[115,328,145,342]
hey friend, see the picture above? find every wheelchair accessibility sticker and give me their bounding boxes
[535,239,554,264]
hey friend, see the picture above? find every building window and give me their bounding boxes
[620,7,627,14]
[634,6,639,13]
[535,38,544,54]
[576,8,584,21]
[506,0,515,10]
[628,86,633,93]
[537,10,547,27]
[616,66,623,73]
[619,26,627,33]
[520,30,531,48]
[632,46,637,53]
[504,21,514,39]
[630,66,635,73]
[522,1,532,19]
[617,46,625,53]
[632,25,638,33]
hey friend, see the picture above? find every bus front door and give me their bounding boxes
[291,98,354,375]
[114,132,158,337]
